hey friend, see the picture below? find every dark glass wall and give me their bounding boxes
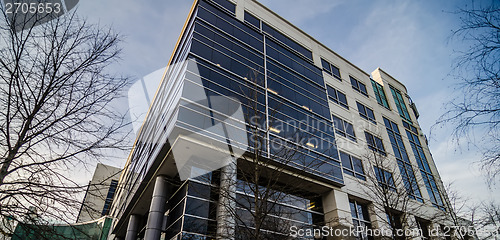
[179,0,343,184]
[114,0,344,232]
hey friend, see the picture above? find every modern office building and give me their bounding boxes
[110,0,453,239]
[77,163,121,223]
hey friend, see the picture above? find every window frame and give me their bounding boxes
[390,85,412,122]
[350,76,369,97]
[320,57,341,80]
[349,199,373,240]
[332,115,356,142]
[340,151,366,180]
[327,85,349,109]
[371,80,390,109]
[364,131,386,155]
[356,101,376,124]
[373,166,397,192]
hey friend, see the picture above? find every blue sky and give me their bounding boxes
[75,0,498,204]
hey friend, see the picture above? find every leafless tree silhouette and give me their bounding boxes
[437,1,500,185]
[0,3,130,238]
[359,148,424,240]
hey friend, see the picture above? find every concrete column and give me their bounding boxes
[322,189,355,240]
[144,175,169,240]
[216,157,237,240]
[125,214,140,240]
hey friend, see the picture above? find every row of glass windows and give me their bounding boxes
[371,80,390,109]
[406,129,444,209]
[209,0,235,14]
[176,106,250,153]
[348,198,435,240]
[258,15,344,184]
[384,117,423,202]
[268,117,335,145]
[243,10,313,61]
[101,179,118,216]
[267,59,327,103]
[181,77,266,126]
[350,199,372,240]
[235,178,323,238]
[198,1,263,52]
[397,160,424,203]
[186,57,266,107]
[269,136,343,183]
[191,37,263,83]
[244,11,260,29]
[268,94,332,132]
[165,181,219,239]
[403,121,418,135]
[390,86,412,123]
[374,166,397,192]
[267,75,329,119]
[266,39,323,86]
[263,22,313,60]
[193,21,263,68]
[384,118,411,164]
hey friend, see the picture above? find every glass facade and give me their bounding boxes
[340,151,365,180]
[374,166,396,192]
[383,118,423,202]
[390,86,412,122]
[236,179,324,239]
[406,127,444,209]
[371,80,390,109]
[164,178,325,239]
[182,0,343,184]
[349,199,372,240]
[165,180,218,239]
[364,132,385,155]
[101,180,118,216]
[169,0,343,184]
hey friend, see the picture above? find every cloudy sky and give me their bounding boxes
[73,0,498,204]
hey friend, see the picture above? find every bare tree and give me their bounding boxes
[426,182,477,240]
[0,2,130,237]
[475,200,500,240]
[437,1,500,184]
[359,148,425,240]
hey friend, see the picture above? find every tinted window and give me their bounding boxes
[357,102,376,124]
[350,76,368,96]
[244,11,260,29]
[211,0,236,14]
